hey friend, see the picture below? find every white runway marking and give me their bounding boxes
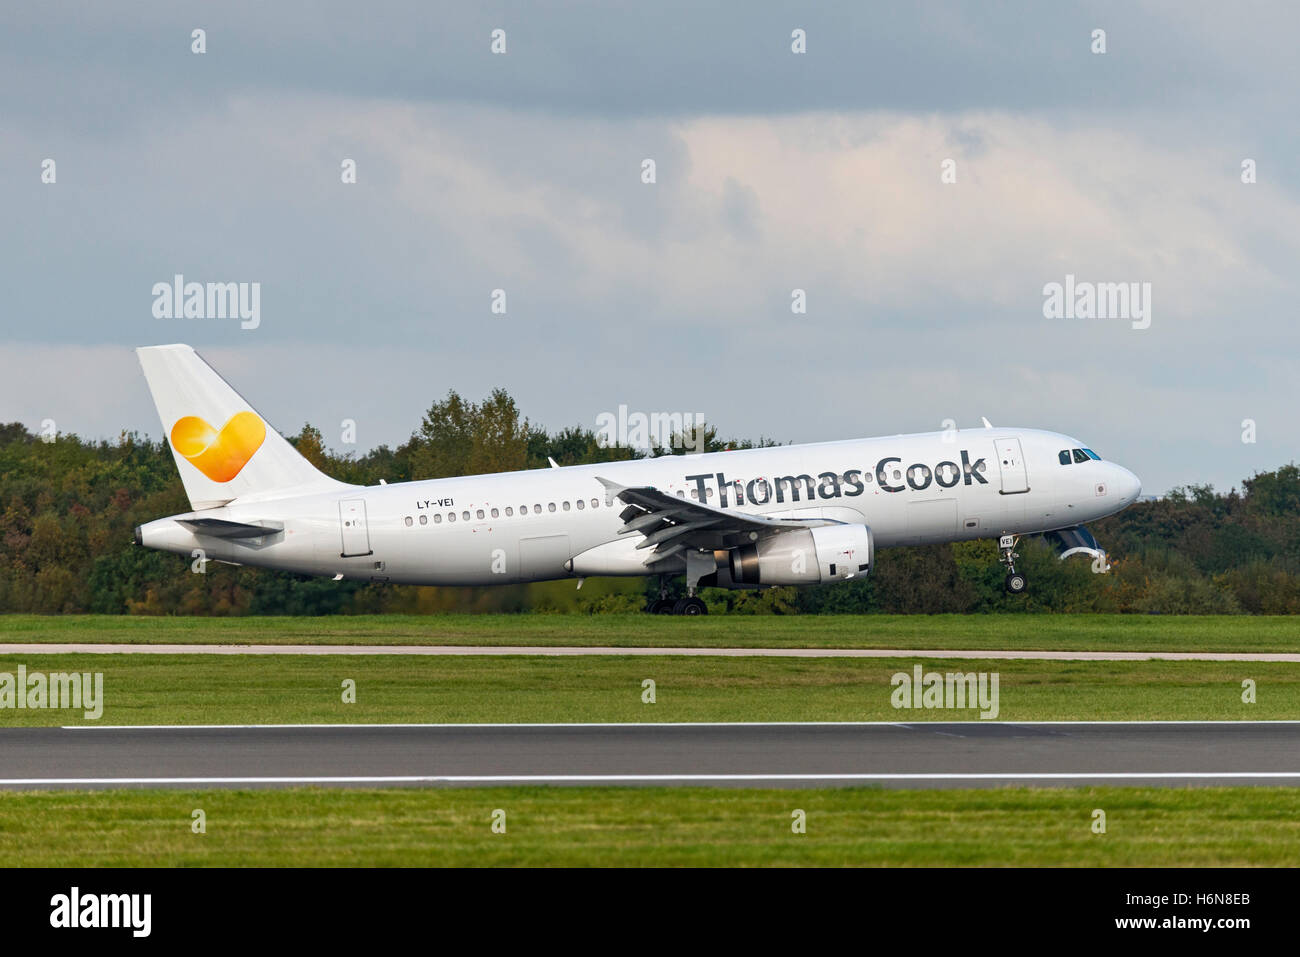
[3,643,1297,661]
[3,772,1300,786]
[57,719,1300,731]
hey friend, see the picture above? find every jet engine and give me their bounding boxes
[726,524,874,586]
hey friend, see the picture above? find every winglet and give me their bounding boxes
[595,476,625,507]
[981,417,994,429]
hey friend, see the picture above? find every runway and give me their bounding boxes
[2,721,1299,789]
[1,643,1296,661]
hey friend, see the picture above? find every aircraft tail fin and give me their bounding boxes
[136,344,350,510]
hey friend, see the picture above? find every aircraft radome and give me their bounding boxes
[134,344,1142,615]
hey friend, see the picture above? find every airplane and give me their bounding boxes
[133,344,1142,615]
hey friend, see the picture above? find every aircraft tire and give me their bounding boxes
[674,597,708,616]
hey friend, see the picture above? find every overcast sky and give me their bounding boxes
[3,1,1298,495]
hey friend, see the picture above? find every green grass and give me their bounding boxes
[2,785,1298,866]
[1,613,1296,651]
[0,654,1291,725]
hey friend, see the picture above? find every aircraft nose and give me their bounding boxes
[1114,465,1141,504]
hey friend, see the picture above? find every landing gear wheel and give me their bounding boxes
[673,596,708,616]
[996,534,1025,595]
[648,598,676,615]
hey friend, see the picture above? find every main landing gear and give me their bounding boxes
[999,534,1028,595]
[673,597,708,615]
[646,575,709,615]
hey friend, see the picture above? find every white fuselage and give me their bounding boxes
[137,427,1142,586]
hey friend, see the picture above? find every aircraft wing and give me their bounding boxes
[595,476,834,564]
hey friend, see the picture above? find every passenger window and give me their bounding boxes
[1072,449,1089,464]
[448,512,456,523]
[476,509,485,519]
[706,488,713,498]
[563,501,571,511]
[505,507,513,517]
[404,516,413,527]
[434,513,443,524]
[548,502,556,512]
[419,514,427,525]
[462,511,471,521]
[491,508,499,518]
[691,489,698,499]
[591,498,599,508]
[534,504,541,513]
[576,499,585,510]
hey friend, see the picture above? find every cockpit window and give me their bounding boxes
[1072,449,1089,463]
[1058,450,1071,465]
[1083,448,1101,460]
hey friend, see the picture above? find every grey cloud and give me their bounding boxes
[2,1,1293,126]
[3,2,1300,499]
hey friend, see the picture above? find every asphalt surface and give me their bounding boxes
[1,644,1296,661]
[2,721,1299,789]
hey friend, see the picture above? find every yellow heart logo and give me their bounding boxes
[170,412,266,482]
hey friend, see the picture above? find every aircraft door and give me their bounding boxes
[339,499,372,557]
[905,498,958,544]
[995,439,1029,494]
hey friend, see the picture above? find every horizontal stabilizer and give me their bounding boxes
[177,518,284,539]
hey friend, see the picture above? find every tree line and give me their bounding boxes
[0,393,1297,615]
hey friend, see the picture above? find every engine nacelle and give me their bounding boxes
[729,524,873,586]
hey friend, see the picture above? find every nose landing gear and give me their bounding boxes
[999,534,1028,595]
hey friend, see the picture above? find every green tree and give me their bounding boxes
[407,391,477,479]
[468,389,530,475]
